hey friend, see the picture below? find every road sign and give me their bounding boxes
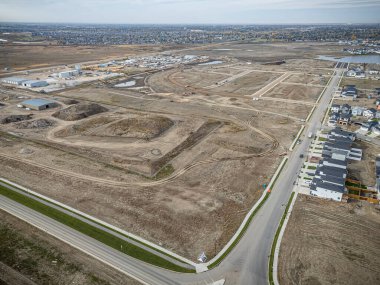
[197,252,207,263]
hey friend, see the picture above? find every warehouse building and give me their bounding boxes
[58,70,79,78]
[22,80,49,88]
[1,77,28,86]
[21,98,57,110]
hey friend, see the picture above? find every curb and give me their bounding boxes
[272,191,298,285]
[205,156,288,269]
[289,125,305,151]
[0,177,196,268]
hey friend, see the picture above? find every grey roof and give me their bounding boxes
[1,77,27,83]
[316,166,347,178]
[323,158,347,166]
[320,175,345,186]
[325,141,352,151]
[329,128,355,138]
[22,98,55,107]
[311,179,345,193]
[340,113,352,119]
[332,149,349,156]
[23,80,47,85]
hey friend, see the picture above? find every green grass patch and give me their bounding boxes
[318,137,327,141]
[153,164,175,180]
[0,184,194,273]
[346,181,367,189]
[0,180,189,266]
[271,158,288,188]
[303,177,312,180]
[307,166,317,170]
[268,192,295,285]
[348,189,360,195]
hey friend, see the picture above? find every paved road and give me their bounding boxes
[0,68,343,285]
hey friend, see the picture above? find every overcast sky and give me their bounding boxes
[0,0,379,24]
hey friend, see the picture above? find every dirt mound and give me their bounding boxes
[52,103,107,121]
[61,99,80,105]
[1,114,32,124]
[102,116,174,139]
[15,119,55,129]
[55,116,117,137]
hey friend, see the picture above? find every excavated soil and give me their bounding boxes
[1,114,32,124]
[52,103,108,121]
[55,115,174,140]
[61,99,80,105]
[101,116,174,139]
[54,116,117,137]
[15,118,56,129]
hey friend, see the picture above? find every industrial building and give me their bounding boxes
[21,98,57,110]
[58,70,79,78]
[22,80,49,88]
[1,77,28,86]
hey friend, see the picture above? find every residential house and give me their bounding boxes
[363,108,377,119]
[315,165,347,180]
[328,113,339,127]
[329,127,356,141]
[360,120,378,132]
[341,104,351,114]
[322,158,347,169]
[346,70,356,77]
[337,113,351,126]
[355,72,366,79]
[376,99,380,110]
[310,179,345,201]
[331,104,340,113]
[373,126,380,136]
[341,86,358,99]
[352,106,365,116]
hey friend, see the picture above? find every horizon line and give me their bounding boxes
[1,21,380,26]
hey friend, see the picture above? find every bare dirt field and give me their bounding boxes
[0,44,178,73]
[341,77,380,90]
[0,41,339,263]
[0,209,141,285]
[183,42,343,64]
[284,73,328,86]
[263,83,323,102]
[279,194,380,285]
[211,71,280,95]
[348,141,380,187]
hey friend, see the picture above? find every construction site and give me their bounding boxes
[279,194,380,285]
[0,41,359,263]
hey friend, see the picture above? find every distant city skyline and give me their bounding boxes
[0,0,379,24]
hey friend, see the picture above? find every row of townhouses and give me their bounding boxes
[309,128,362,202]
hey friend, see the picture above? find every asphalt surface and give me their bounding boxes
[0,68,343,285]
[0,181,194,270]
